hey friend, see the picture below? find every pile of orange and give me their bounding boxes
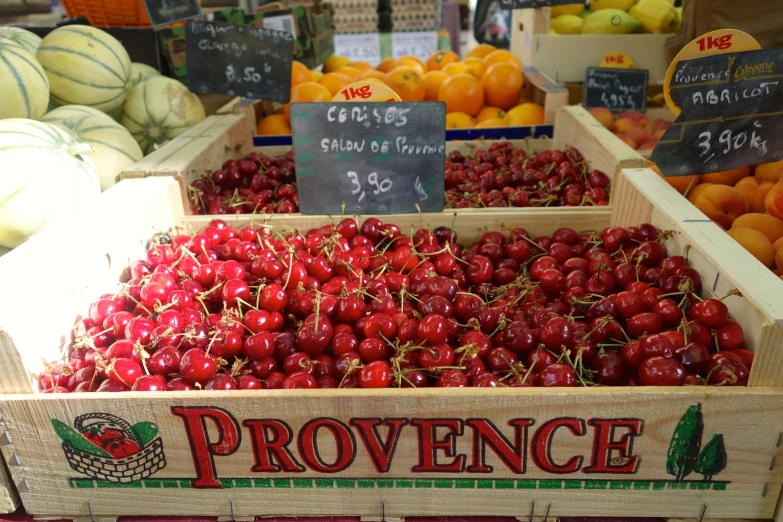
[256,44,546,136]
[651,158,783,278]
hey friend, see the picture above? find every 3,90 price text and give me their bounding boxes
[696,120,769,163]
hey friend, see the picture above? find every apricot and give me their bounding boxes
[686,182,714,204]
[638,141,656,151]
[649,162,699,195]
[765,179,783,220]
[756,158,783,183]
[618,111,648,127]
[732,213,783,243]
[648,119,672,134]
[777,247,783,271]
[726,227,775,267]
[774,236,783,252]
[690,184,749,228]
[626,126,651,147]
[734,177,775,214]
[588,107,614,130]
[613,117,638,134]
[650,129,667,142]
[615,134,637,149]
[700,166,751,186]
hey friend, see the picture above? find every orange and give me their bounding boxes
[361,70,387,82]
[376,57,398,73]
[462,57,485,78]
[384,66,426,102]
[310,70,324,81]
[438,73,484,116]
[283,81,332,120]
[323,55,350,73]
[482,62,523,110]
[347,61,374,74]
[396,55,427,76]
[318,72,353,96]
[467,43,497,59]
[475,117,507,128]
[505,103,545,126]
[426,50,459,71]
[442,62,473,76]
[476,106,506,123]
[291,60,312,87]
[483,50,522,72]
[445,112,475,129]
[336,66,363,80]
[256,114,291,136]
[423,70,448,101]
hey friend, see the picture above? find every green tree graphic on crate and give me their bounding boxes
[667,404,726,482]
[694,434,728,481]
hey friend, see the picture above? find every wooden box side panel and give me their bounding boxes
[2,388,783,519]
[0,178,185,394]
[0,460,20,514]
[553,105,646,182]
[611,169,783,386]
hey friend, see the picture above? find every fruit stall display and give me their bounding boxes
[647,158,783,281]
[120,105,644,216]
[2,169,783,519]
[511,3,675,84]
[0,25,206,254]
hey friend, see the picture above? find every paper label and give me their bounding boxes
[391,31,438,62]
[333,33,383,67]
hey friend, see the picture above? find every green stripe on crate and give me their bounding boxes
[74,477,730,491]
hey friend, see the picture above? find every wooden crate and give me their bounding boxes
[119,104,642,216]
[3,171,783,520]
[510,8,670,84]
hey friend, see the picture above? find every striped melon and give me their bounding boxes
[36,25,131,114]
[130,62,161,88]
[0,39,49,120]
[43,105,143,190]
[0,119,100,248]
[121,76,205,155]
[0,27,42,56]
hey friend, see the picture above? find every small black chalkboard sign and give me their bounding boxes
[291,102,446,215]
[185,20,294,103]
[583,67,649,113]
[143,0,201,27]
[651,47,783,177]
[498,0,582,10]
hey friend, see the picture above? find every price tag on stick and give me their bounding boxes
[651,47,783,177]
[583,67,649,112]
[143,0,201,27]
[291,102,446,215]
[185,20,294,103]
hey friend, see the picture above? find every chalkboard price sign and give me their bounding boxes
[651,47,783,177]
[583,67,649,113]
[185,20,294,103]
[291,102,446,215]
[143,0,201,27]
[498,0,582,10]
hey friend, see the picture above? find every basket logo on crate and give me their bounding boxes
[56,404,729,492]
[52,413,166,484]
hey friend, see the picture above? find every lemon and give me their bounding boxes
[550,3,585,17]
[550,14,584,34]
[582,9,642,34]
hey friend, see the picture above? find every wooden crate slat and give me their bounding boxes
[2,388,783,519]
[0,459,20,514]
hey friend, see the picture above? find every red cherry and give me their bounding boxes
[538,364,577,387]
[359,361,392,388]
[638,357,685,386]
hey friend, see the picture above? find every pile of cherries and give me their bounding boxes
[39,217,751,393]
[445,143,611,208]
[189,152,298,215]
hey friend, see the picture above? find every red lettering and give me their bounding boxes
[171,406,240,488]
[350,418,408,473]
[583,419,642,474]
[697,34,733,52]
[465,419,534,474]
[531,418,586,474]
[342,86,372,100]
[410,419,465,472]
[297,418,356,473]
[243,419,305,473]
